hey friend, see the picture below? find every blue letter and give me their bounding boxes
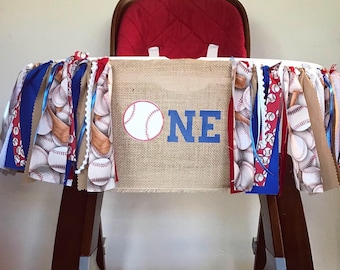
[167,110,195,142]
[198,110,221,143]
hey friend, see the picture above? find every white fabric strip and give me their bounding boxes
[255,63,266,147]
[75,61,98,175]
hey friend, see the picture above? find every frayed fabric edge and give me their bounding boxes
[112,187,230,193]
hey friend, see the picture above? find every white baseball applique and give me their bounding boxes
[123,100,164,141]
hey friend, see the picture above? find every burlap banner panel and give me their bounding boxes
[111,59,232,192]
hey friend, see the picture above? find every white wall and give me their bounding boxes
[0,0,339,269]
[244,0,340,67]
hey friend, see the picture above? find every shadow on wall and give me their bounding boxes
[0,174,62,270]
[101,191,260,270]
[0,172,260,270]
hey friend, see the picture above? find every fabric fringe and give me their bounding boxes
[113,187,230,193]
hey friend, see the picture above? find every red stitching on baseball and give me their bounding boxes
[300,152,318,169]
[124,103,135,125]
[51,150,67,155]
[31,170,43,181]
[50,165,66,169]
[145,109,160,140]
[91,177,110,182]
[91,161,111,168]
[293,119,310,130]
[41,136,53,143]
[303,167,319,174]
[287,106,304,115]
[237,95,244,110]
[238,62,249,74]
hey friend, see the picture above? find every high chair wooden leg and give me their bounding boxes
[253,214,266,269]
[253,157,314,270]
[52,176,105,270]
[52,160,312,270]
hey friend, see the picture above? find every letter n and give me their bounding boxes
[167,110,195,142]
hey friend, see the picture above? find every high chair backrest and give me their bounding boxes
[110,0,250,58]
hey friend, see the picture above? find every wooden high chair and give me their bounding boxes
[52,0,314,269]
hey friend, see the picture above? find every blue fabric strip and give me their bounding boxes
[262,65,270,100]
[248,117,280,195]
[72,62,88,135]
[33,62,64,145]
[42,62,64,113]
[63,62,88,185]
[323,74,334,148]
[5,61,52,170]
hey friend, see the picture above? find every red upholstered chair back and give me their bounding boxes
[110,0,250,58]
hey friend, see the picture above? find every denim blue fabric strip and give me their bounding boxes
[5,61,52,170]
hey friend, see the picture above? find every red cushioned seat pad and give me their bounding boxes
[116,0,247,58]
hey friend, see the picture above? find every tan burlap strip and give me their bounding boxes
[110,59,232,192]
[251,65,258,105]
